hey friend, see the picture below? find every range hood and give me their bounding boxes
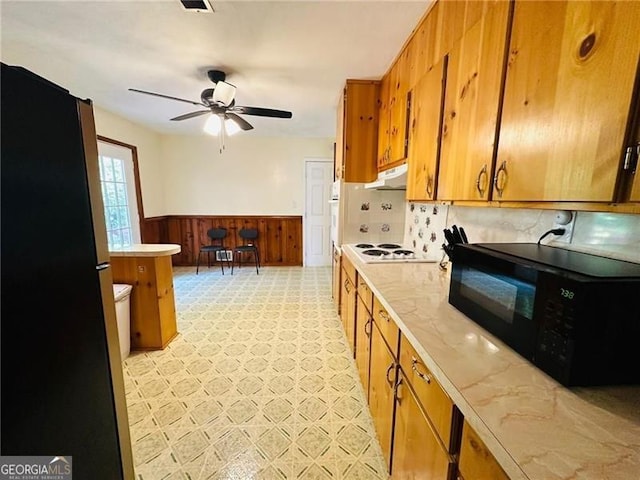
[364,163,407,190]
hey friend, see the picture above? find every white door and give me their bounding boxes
[304,159,333,266]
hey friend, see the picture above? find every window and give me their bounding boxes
[97,140,141,249]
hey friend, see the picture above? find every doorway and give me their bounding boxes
[304,158,333,266]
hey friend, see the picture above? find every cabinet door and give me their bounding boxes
[411,3,445,90]
[332,246,341,312]
[495,1,640,201]
[355,295,372,398]
[458,420,509,480]
[392,372,453,480]
[407,57,447,201]
[389,48,412,165]
[343,81,380,183]
[377,73,392,169]
[438,1,511,201]
[340,272,357,355]
[369,322,397,471]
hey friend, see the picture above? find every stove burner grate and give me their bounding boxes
[362,249,387,256]
[394,250,414,255]
[377,243,402,249]
[355,243,375,249]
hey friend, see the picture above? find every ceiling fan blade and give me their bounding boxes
[129,88,205,106]
[170,110,211,121]
[212,81,237,107]
[225,113,253,131]
[229,106,293,118]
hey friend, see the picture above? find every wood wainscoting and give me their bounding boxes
[141,215,303,267]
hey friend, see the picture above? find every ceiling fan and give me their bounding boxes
[129,70,293,137]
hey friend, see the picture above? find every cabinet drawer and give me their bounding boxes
[357,276,373,314]
[373,296,399,356]
[459,420,509,480]
[399,334,456,453]
[342,253,356,283]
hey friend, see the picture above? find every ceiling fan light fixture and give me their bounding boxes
[225,117,241,136]
[212,81,236,107]
[203,114,222,135]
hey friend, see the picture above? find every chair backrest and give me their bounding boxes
[238,228,258,245]
[207,228,227,244]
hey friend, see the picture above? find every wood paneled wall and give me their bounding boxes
[141,215,303,266]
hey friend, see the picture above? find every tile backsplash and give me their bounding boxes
[405,203,640,263]
[402,202,449,261]
[342,184,405,244]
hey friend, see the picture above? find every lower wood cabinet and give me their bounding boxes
[355,295,372,397]
[111,255,177,350]
[399,335,459,453]
[393,370,454,480]
[369,321,398,470]
[458,420,509,480]
[340,268,356,355]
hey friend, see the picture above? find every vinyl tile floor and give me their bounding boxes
[122,265,389,480]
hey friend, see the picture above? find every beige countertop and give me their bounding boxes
[109,243,181,257]
[341,245,640,480]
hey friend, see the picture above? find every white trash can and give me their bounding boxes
[113,284,133,360]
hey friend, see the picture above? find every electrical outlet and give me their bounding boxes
[552,210,576,244]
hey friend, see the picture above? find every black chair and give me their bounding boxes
[196,228,229,274]
[231,228,260,275]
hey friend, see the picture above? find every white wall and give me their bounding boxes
[160,134,333,215]
[93,107,165,217]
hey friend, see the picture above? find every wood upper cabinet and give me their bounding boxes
[336,80,380,183]
[377,73,392,169]
[408,4,442,91]
[458,420,510,480]
[437,0,512,201]
[369,321,398,471]
[495,1,640,202]
[378,49,412,171]
[627,107,640,202]
[392,371,454,480]
[407,56,447,201]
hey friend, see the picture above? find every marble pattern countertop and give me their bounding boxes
[109,243,181,257]
[341,245,640,480]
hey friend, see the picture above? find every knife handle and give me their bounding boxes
[459,227,469,243]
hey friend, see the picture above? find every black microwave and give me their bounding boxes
[449,243,640,386]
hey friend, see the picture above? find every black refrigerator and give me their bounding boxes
[1,63,134,479]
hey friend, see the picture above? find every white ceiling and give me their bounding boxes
[1,0,429,137]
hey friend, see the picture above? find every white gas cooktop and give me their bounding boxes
[346,243,437,264]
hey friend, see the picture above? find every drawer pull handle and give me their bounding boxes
[385,362,395,385]
[378,310,390,322]
[411,356,431,384]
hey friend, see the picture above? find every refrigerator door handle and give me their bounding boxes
[96,262,110,271]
